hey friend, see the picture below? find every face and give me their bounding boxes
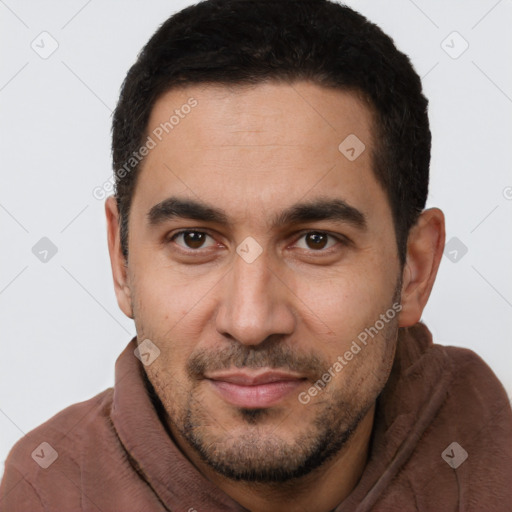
[121,82,403,482]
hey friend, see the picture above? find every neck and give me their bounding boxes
[175,404,376,512]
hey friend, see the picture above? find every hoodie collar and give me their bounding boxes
[111,323,450,512]
[335,323,454,511]
[111,338,247,512]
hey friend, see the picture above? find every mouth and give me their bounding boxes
[205,370,307,408]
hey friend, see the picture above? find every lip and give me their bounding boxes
[206,370,306,408]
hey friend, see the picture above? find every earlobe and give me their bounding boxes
[105,196,134,319]
[398,208,445,327]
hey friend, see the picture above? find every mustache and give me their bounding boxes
[187,340,328,381]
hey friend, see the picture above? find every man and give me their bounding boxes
[1,0,511,510]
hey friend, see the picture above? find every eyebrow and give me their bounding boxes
[147,196,367,231]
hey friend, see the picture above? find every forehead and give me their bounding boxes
[147,81,374,151]
[131,81,389,230]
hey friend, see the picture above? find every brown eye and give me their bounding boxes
[294,231,341,252]
[305,232,328,250]
[183,232,206,249]
[171,231,215,250]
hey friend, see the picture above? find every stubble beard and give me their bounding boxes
[167,323,399,483]
[137,286,401,484]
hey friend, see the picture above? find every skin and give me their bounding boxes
[106,81,445,512]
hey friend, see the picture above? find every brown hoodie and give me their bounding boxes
[1,323,511,511]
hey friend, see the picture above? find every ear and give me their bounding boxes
[105,195,134,319]
[398,208,445,327]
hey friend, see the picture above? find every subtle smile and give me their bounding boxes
[205,370,307,408]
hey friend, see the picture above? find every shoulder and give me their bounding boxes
[0,388,114,506]
[428,344,512,504]
[398,323,510,405]
[7,386,114,460]
[439,343,512,429]
[381,324,512,507]
[409,322,512,430]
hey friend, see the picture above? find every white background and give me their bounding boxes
[1,0,511,481]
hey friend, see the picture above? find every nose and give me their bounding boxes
[215,248,296,346]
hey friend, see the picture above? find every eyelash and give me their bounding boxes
[166,229,349,254]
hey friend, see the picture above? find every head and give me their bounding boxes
[106,0,444,484]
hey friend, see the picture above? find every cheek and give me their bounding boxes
[130,259,216,332]
[292,267,395,341]
[294,268,399,388]
[318,317,398,412]
[143,362,191,426]
[129,263,223,377]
